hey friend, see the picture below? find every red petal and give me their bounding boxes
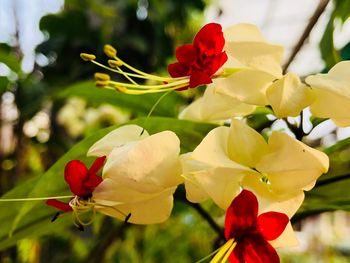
[189,71,212,88]
[89,156,106,175]
[224,190,258,240]
[175,44,197,66]
[84,173,103,190]
[241,237,280,263]
[228,244,245,263]
[64,160,89,196]
[168,62,190,78]
[194,23,225,56]
[258,212,289,241]
[205,52,228,76]
[46,199,72,212]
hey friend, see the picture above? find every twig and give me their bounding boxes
[85,217,129,263]
[187,202,226,242]
[283,0,331,72]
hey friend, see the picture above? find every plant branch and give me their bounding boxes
[283,0,331,72]
[187,202,226,242]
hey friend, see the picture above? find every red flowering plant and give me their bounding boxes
[46,156,106,228]
[168,23,228,89]
[80,23,228,93]
[209,190,289,263]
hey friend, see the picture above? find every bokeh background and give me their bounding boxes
[1,0,350,262]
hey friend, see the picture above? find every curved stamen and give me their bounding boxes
[0,195,73,202]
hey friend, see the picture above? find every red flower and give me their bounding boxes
[225,190,289,263]
[168,23,228,89]
[46,156,106,212]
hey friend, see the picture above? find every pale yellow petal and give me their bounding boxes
[242,173,305,217]
[256,132,329,196]
[180,153,210,203]
[93,178,164,205]
[224,24,284,77]
[201,83,256,120]
[215,69,275,105]
[87,124,148,157]
[179,85,256,122]
[224,23,266,42]
[183,173,210,203]
[103,131,182,193]
[306,61,350,126]
[271,223,299,248]
[225,42,284,77]
[178,97,205,122]
[95,187,176,224]
[228,119,268,168]
[191,127,251,171]
[190,168,258,209]
[266,73,315,118]
[309,88,350,127]
[306,61,350,99]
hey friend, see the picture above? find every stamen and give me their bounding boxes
[0,195,73,202]
[210,239,235,263]
[108,59,123,68]
[104,44,117,58]
[80,53,96,61]
[81,44,192,95]
[94,73,111,81]
[69,196,96,227]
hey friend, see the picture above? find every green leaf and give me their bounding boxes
[0,117,215,249]
[56,81,187,117]
[319,0,350,69]
[0,49,21,73]
[0,76,9,95]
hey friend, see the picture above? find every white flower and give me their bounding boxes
[88,125,183,224]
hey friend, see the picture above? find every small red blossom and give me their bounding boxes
[168,23,228,89]
[225,190,289,263]
[46,156,106,212]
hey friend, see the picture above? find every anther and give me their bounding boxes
[95,80,109,87]
[80,53,96,61]
[124,213,132,223]
[51,212,61,222]
[115,86,127,92]
[104,44,117,58]
[108,59,123,68]
[94,73,111,81]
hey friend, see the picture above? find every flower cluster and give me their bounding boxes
[44,22,350,262]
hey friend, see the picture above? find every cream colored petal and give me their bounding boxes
[87,124,148,157]
[224,23,266,42]
[242,173,305,217]
[272,223,299,248]
[309,88,350,127]
[228,119,268,168]
[93,178,164,205]
[191,127,251,171]
[215,69,275,105]
[95,187,176,224]
[179,84,256,122]
[190,168,258,209]
[266,73,315,118]
[103,131,182,193]
[201,84,256,120]
[256,132,329,196]
[178,97,205,122]
[306,61,350,99]
[225,42,283,77]
[180,153,211,203]
[183,172,210,203]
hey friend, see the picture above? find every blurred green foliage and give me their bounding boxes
[1,0,350,262]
